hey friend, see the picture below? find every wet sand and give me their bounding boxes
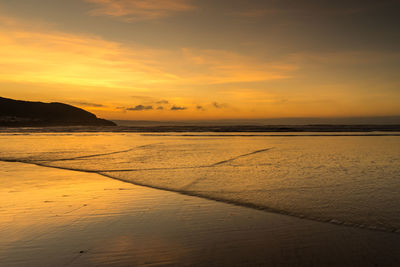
[1,161,400,266]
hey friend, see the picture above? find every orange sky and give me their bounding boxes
[1,0,400,120]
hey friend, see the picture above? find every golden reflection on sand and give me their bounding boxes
[0,161,220,266]
[0,162,160,255]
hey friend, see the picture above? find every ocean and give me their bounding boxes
[1,130,400,233]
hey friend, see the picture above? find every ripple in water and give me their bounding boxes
[1,133,399,233]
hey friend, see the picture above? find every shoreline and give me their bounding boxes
[1,161,400,266]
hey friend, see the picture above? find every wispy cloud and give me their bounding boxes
[212,102,228,109]
[69,101,105,107]
[0,13,299,96]
[196,105,205,111]
[126,105,153,111]
[0,15,180,89]
[170,105,187,111]
[85,0,195,21]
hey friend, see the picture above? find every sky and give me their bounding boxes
[1,0,400,120]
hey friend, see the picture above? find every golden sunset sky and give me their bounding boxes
[1,0,399,120]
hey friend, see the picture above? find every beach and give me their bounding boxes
[2,0,399,264]
[1,161,400,266]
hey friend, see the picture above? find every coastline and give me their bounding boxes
[1,124,400,133]
[1,161,400,266]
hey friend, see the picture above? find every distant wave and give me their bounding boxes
[1,124,400,134]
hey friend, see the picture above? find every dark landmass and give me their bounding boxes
[0,97,116,126]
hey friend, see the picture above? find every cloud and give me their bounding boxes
[0,14,299,95]
[69,101,105,107]
[156,106,164,110]
[0,16,182,90]
[126,105,153,111]
[196,105,205,111]
[212,102,228,109]
[85,0,196,21]
[170,105,187,111]
[156,100,169,104]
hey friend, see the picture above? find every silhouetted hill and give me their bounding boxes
[0,97,116,126]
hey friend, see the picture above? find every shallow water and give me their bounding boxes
[2,162,400,267]
[1,132,399,232]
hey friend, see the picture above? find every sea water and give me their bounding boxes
[0,131,399,233]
